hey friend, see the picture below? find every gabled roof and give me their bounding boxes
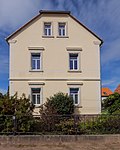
[102,87,113,97]
[6,10,103,45]
[114,84,120,94]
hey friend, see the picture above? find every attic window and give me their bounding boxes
[58,23,66,36]
[44,22,52,36]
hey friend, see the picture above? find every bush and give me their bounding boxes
[0,93,34,133]
[103,93,120,114]
[37,92,74,133]
[40,92,74,115]
[81,114,120,134]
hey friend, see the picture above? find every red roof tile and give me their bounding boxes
[102,87,113,96]
[114,84,120,94]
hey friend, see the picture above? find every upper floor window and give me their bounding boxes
[70,88,79,105]
[44,22,52,36]
[58,23,66,36]
[31,88,41,105]
[69,53,79,70]
[31,53,41,70]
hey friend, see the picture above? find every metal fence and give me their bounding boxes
[0,114,120,135]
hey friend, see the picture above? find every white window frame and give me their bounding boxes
[31,88,41,106]
[67,48,82,72]
[69,53,79,71]
[31,53,41,70]
[29,83,44,107]
[44,22,52,36]
[69,88,80,106]
[58,22,66,36]
[29,47,44,72]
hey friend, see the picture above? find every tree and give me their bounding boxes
[0,92,4,99]
[40,92,74,115]
[36,92,74,132]
[103,93,120,114]
[0,93,35,133]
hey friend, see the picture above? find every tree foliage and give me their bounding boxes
[103,93,120,114]
[0,93,34,133]
[40,92,74,115]
[0,92,4,99]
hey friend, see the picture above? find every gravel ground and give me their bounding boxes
[0,140,120,150]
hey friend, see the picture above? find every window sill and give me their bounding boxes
[42,35,54,38]
[56,36,69,38]
[74,105,82,108]
[68,70,82,73]
[29,70,44,72]
[34,104,41,108]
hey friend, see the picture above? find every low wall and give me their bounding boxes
[0,135,120,146]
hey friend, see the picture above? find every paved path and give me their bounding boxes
[0,141,120,150]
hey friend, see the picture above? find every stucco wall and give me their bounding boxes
[10,80,101,114]
[8,13,101,114]
[9,14,101,80]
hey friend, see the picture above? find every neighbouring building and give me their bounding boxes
[114,84,120,94]
[6,10,103,114]
[101,87,113,100]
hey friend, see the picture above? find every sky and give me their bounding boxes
[0,0,120,94]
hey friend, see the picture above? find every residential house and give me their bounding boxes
[6,10,103,114]
[101,87,113,100]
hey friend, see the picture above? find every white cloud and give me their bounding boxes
[102,80,116,87]
[101,39,120,64]
[0,88,7,94]
[0,0,50,30]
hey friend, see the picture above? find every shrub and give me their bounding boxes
[40,92,74,115]
[103,93,120,114]
[38,92,74,133]
[81,114,120,134]
[0,93,34,133]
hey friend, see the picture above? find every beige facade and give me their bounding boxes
[7,11,103,114]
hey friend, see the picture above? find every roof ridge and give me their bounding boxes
[39,10,71,14]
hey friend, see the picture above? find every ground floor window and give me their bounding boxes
[31,88,41,105]
[70,88,79,105]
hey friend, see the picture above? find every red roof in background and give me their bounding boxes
[102,87,113,96]
[114,84,120,94]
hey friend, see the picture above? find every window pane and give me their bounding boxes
[70,60,73,70]
[32,88,41,105]
[59,23,66,36]
[44,23,51,36]
[74,60,78,69]
[32,95,36,104]
[37,59,40,69]
[70,88,79,94]
[32,88,40,93]
[44,29,47,35]
[70,53,78,59]
[69,53,78,70]
[32,53,40,58]
[32,60,36,69]
[45,24,51,28]
[48,29,51,35]
[59,29,61,36]
[75,94,78,104]
[37,95,40,104]
[31,53,40,70]
[63,29,65,36]
[70,88,79,105]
